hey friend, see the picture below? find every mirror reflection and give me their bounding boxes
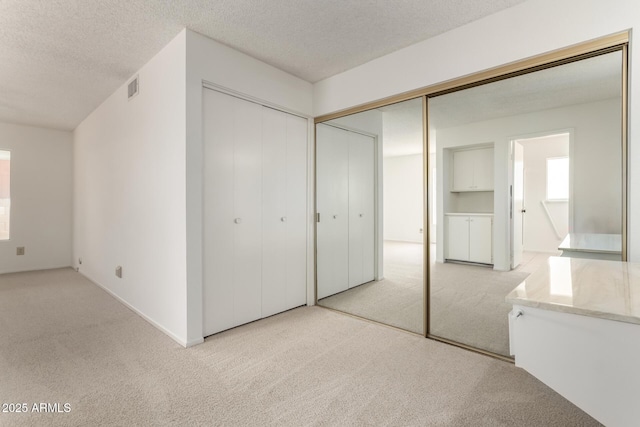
[428,50,624,356]
[316,97,424,334]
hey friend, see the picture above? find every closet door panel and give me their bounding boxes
[203,89,236,335]
[285,114,308,308]
[262,107,288,317]
[232,98,263,325]
[348,133,375,287]
[316,124,349,299]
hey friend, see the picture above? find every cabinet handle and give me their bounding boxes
[333,215,338,219]
[359,213,363,218]
[280,217,287,222]
[234,218,242,224]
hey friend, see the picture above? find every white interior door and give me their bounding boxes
[203,89,235,336]
[284,114,308,310]
[316,124,349,299]
[348,132,375,287]
[262,107,288,317]
[512,142,524,268]
[203,89,263,335]
[231,95,263,327]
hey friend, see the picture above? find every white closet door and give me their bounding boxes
[203,89,262,336]
[261,108,307,317]
[203,89,235,335]
[232,97,263,326]
[316,124,349,299]
[284,114,308,309]
[348,132,375,287]
[262,107,288,317]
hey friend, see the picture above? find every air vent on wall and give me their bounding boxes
[128,76,139,100]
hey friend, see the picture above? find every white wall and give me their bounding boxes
[185,30,314,344]
[313,0,640,262]
[384,154,423,242]
[74,31,188,345]
[520,135,570,253]
[0,122,72,274]
[435,99,620,270]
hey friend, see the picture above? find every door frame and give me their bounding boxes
[509,128,574,269]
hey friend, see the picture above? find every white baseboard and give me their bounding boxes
[78,270,191,348]
[0,264,73,275]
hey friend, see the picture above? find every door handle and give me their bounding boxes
[280,217,287,222]
[521,209,526,213]
[234,218,242,224]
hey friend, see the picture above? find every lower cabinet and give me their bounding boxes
[446,214,492,264]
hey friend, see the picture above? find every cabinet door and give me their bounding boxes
[451,150,475,191]
[469,216,492,264]
[447,216,470,261]
[348,132,375,288]
[316,124,349,299]
[473,147,494,190]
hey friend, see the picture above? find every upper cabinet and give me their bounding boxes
[451,146,494,192]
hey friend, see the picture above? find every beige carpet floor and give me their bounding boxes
[0,268,599,426]
[319,243,555,357]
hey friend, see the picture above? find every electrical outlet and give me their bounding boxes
[115,266,122,278]
[16,247,25,256]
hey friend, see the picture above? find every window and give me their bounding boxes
[0,150,10,240]
[546,157,569,201]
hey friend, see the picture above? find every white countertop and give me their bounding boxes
[445,212,494,216]
[558,233,622,254]
[506,257,640,325]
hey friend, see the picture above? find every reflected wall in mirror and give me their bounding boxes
[316,97,424,334]
[428,50,624,357]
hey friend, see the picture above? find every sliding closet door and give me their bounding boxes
[316,124,349,299]
[202,89,262,336]
[348,132,375,287]
[262,108,307,317]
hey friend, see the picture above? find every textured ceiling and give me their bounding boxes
[0,0,526,130]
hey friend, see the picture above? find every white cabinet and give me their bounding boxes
[317,124,375,299]
[451,147,494,191]
[202,89,307,336]
[446,214,492,264]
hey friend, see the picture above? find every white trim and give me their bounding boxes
[79,270,190,348]
[202,80,310,119]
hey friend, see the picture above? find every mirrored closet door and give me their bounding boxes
[427,49,626,357]
[316,97,425,334]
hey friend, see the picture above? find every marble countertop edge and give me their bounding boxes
[506,296,640,326]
